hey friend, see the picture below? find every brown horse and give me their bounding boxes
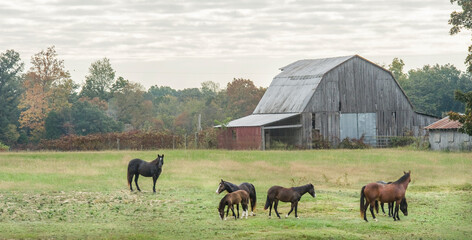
[264,183,316,219]
[360,171,411,222]
[216,179,257,216]
[218,190,249,220]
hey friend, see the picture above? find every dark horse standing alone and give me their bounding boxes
[360,171,411,222]
[127,154,164,193]
[264,183,316,219]
[216,179,257,216]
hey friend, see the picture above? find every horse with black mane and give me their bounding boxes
[360,171,411,222]
[218,190,249,220]
[127,154,164,193]
[375,181,408,217]
[216,179,257,216]
[264,183,316,219]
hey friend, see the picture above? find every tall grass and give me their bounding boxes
[0,149,471,239]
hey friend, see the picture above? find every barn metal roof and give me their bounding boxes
[425,116,462,130]
[253,55,355,114]
[225,113,299,127]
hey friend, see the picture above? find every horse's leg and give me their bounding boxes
[152,175,158,193]
[295,202,299,219]
[363,202,369,222]
[375,200,379,214]
[236,203,240,219]
[380,202,386,215]
[369,201,377,222]
[394,200,400,221]
[286,202,295,218]
[134,174,141,192]
[388,202,393,217]
[225,205,229,220]
[231,205,236,219]
[268,201,273,218]
[274,200,281,219]
[128,173,134,191]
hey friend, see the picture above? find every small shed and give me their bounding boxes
[425,116,472,151]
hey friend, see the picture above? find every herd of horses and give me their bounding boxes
[127,154,411,222]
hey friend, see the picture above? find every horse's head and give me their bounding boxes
[157,154,164,168]
[400,198,408,216]
[403,170,411,183]
[216,179,226,194]
[308,183,316,198]
[218,207,225,220]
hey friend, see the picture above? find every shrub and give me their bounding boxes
[338,136,370,149]
[0,142,9,152]
[390,136,416,147]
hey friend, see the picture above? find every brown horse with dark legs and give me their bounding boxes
[218,190,249,220]
[375,181,408,217]
[216,179,257,216]
[264,183,316,219]
[360,171,411,222]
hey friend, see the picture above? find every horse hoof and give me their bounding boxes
[374,219,378,222]
[285,215,288,218]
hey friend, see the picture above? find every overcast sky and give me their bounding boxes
[1,0,469,90]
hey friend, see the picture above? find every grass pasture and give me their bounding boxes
[0,149,471,239]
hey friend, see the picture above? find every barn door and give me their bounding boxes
[340,113,377,145]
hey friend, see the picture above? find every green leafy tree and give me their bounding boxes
[80,58,115,100]
[388,58,408,86]
[0,49,23,145]
[71,101,122,135]
[400,64,472,117]
[448,90,472,135]
[449,0,472,72]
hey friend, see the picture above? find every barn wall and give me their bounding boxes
[429,130,472,151]
[217,127,262,150]
[305,56,436,142]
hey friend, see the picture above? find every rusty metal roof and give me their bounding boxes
[253,56,354,114]
[424,116,462,130]
[226,113,299,127]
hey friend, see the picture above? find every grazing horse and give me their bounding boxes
[127,154,164,193]
[216,179,257,216]
[264,183,316,219]
[360,171,411,222]
[375,181,408,217]
[218,190,249,220]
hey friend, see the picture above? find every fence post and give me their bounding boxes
[117,138,120,151]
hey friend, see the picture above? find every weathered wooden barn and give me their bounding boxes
[425,117,472,151]
[218,55,438,150]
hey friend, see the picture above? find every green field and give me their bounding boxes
[0,149,471,239]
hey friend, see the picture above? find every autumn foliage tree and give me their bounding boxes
[225,78,266,118]
[18,46,71,141]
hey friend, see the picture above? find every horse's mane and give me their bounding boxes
[394,172,410,184]
[292,184,313,193]
[224,181,239,192]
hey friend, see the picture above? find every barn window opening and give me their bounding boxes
[231,130,236,140]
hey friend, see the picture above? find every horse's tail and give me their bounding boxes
[360,185,366,218]
[249,183,257,211]
[264,194,271,210]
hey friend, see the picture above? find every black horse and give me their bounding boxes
[264,183,316,219]
[375,181,408,217]
[216,179,257,216]
[127,154,164,193]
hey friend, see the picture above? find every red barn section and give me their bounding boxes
[217,127,262,150]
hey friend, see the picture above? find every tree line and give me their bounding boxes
[1,46,471,150]
[0,46,265,149]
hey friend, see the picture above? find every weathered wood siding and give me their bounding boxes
[429,130,472,151]
[305,56,436,143]
[217,127,262,150]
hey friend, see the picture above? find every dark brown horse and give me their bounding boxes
[127,154,164,193]
[216,179,257,216]
[218,190,249,220]
[375,181,408,217]
[360,171,411,222]
[264,183,316,219]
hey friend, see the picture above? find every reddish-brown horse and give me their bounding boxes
[264,183,316,219]
[218,190,249,220]
[360,171,411,222]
